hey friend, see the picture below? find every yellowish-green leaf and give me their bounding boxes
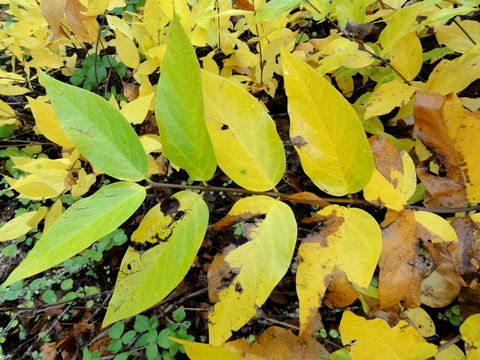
[364,80,416,119]
[103,190,208,326]
[202,71,286,191]
[43,199,63,232]
[296,205,382,335]
[282,50,373,196]
[435,344,465,360]
[171,338,243,360]
[28,97,74,148]
[3,182,146,287]
[208,196,297,345]
[41,73,148,182]
[414,211,458,243]
[460,314,480,360]
[363,135,416,211]
[315,37,358,76]
[340,311,437,360]
[0,207,47,242]
[379,3,423,56]
[155,16,216,181]
[425,44,480,95]
[389,31,423,81]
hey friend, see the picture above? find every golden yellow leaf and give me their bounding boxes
[460,314,480,360]
[282,50,373,196]
[139,134,162,154]
[340,311,437,360]
[202,70,285,191]
[363,135,416,211]
[315,37,358,75]
[435,20,480,54]
[296,205,382,335]
[115,30,140,69]
[364,80,416,119]
[43,199,63,232]
[0,207,48,242]
[208,196,297,345]
[0,99,17,126]
[171,338,243,360]
[28,97,74,148]
[414,211,457,243]
[120,94,153,124]
[389,31,423,81]
[402,307,436,338]
[425,44,480,95]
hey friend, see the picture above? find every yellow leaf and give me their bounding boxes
[435,343,465,360]
[414,211,457,243]
[171,338,243,360]
[389,31,423,81]
[120,94,153,124]
[71,169,96,198]
[315,37,358,76]
[28,97,74,148]
[296,205,382,335]
[282,50,374,196]
[0,207,48,242]
[435,20,480,54]
[340,311,437,360]
[115,30,140,69]
[0,84,30,96]
[64,0,99,43]
[139,134,162,154]
[363,135,416,211]
[0,99,17,125]
[425,44,480,95]
[106,14,133,39]
[202,70,286,191]
[460,314,480,360]
[364,80,416,119]
[402,307,436,338]
[208,196,297,345]
[43,199,63,232]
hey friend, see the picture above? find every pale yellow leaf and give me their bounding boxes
[139,134,162,154]
[435,344,465,360]
[402,307,436,337]
[120,93,153,124]
[0,207,48,242]
[171,338,243,360]
[71,169,96,198]
[296,205,382,335]
[106,14,133,39]
[0,99,17,125]
[460,313,480,360]
[115,30,140,69]
[208,196,297,345]
[414,211,457,243]
[364,80,416,119]
[340,311,437,360]
[435,20,480,54]
[43,199,63,232]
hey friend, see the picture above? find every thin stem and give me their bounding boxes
[148,181,480,214]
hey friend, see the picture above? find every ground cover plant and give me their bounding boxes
[1,0,480,359]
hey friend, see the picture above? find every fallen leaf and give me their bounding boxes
[65,0,99,42]
[364,80,416,119]
[0,207,48,242]
[401,307,436,337]
[460,313,480,360]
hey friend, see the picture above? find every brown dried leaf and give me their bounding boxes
[449,217,480,275]
[284,191,330,208]
[324,268,359,308]
[65,0,99,43]
[224,326,330,360]
[378,210,425,309]
[41,0,68,40]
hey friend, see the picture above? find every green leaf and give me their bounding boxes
[202,70,286,191]
[172,307,186,323]
[42,290,57,304]
[122,330,137,344]
[107,339,123,353]
[103,191,209,326]
[109,322,125,339]
[146,344,161,360]
[3,182,146,287]
[40,72,148,182]
[282,50,374,196]
[155,15,216,181]
[134,315,151,333]
[255,0,300,22]
[157,329,175,349]
[113,353,130,360]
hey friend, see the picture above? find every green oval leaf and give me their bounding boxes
[40,72,148,182]
[202,71,286,191]
[103,190,209,326]
[155,16,216,181]
[282,50,373,196]
[3,182,146,287]
[208,196,297,345]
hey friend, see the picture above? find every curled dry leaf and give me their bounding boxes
[414,91,480,205]
[323,268,359,309]
[448,217,480,275]
[64,0,99,43]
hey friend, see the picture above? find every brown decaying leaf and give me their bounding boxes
[324,268,359,308]
[207,246,239,303]
[459,285,480,319]
[235,0,255,11]
[414,91,480,206]
[65,0,99,43]
[370,134,403,184]
[378,210,426,309]
[41,0,68,40]
[420,242,465,308]
[223,326,330,360]
[122,82,140,102]
[284,191,330,208]
[212,212,259,231]
[449,217,480,275]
